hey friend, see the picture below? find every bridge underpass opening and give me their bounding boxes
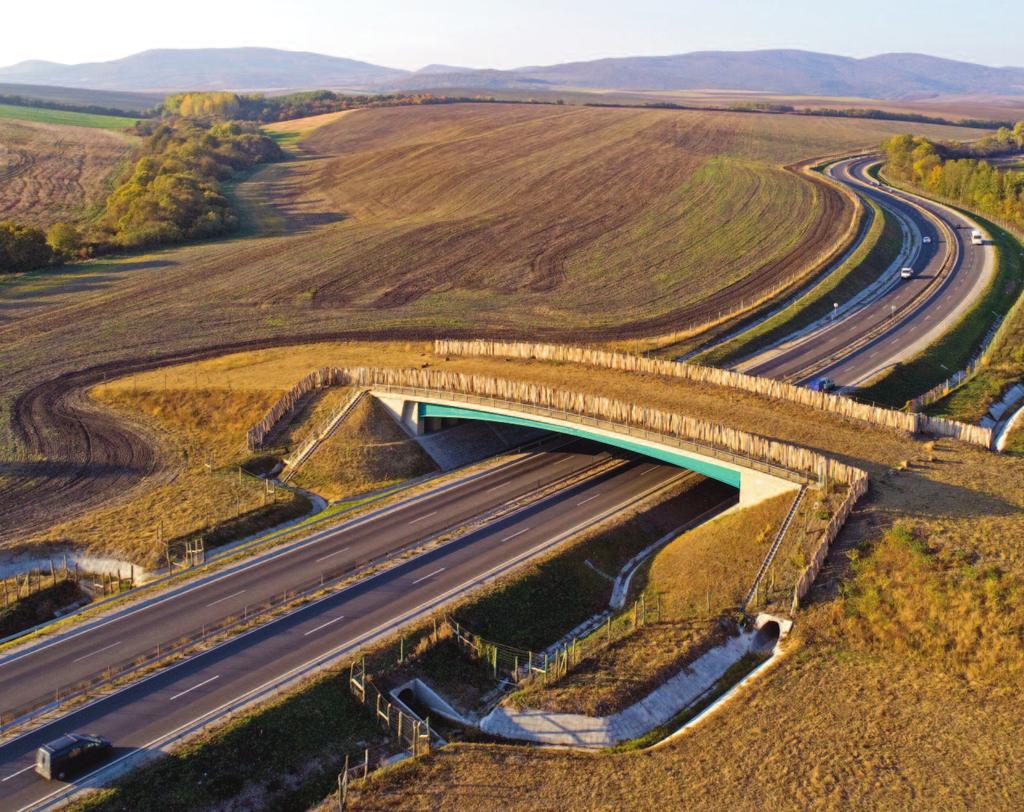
[371,394,801,507]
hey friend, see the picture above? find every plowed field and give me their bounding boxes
[0,118,132,228]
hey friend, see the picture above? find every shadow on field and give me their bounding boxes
[2,260,177,303]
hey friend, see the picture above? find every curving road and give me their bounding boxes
[737,155,995,389]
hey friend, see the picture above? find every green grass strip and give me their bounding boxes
[856,212,1024,410]
[0,102,138,130]
[697,197,899,367]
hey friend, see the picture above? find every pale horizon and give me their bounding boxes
[7,0,1024,72]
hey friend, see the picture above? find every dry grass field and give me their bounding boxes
[0,117,132,228]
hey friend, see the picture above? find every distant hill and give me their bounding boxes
[1,47,1022,100]
[0,82,163,113]
[0,47,408,92]
[389,50,1024,99]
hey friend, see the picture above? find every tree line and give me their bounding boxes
[1,118,283,273]
[882,125,1024,229]
[161,90,542,124]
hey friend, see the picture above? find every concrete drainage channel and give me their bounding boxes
[376,613,791,752]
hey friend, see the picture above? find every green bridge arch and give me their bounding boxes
[417,402,742,489]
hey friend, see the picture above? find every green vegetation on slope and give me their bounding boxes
[0,102,138,130]
[823,523,1024,687]
[882,130,1024,229]
[98,119,283,247]
[697,196,900,366]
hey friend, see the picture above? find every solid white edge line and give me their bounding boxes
[1,764,32,782]
[0,443,567,669]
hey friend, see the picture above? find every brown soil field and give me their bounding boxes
[0,105,984,547]
[0,118,132,228]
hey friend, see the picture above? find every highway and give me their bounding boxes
[738,155,995,388]
[0,439,623,717]
[0,454,709,810]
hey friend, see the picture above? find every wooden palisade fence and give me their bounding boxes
[433,339,994,448]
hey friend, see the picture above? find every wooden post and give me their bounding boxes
[641,593,647,625]
[339,754,348,810]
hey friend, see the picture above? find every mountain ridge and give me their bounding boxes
[2,46,1022,99]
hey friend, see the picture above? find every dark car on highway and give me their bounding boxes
[35,733,112,781]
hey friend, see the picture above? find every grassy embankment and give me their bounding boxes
[289,394,437,502]
[0,102,138,130]
[506,492,797,716]
[856,211,1024,410]
[452,476,734,650]
[696,197,900,366]
[18,384,308,569]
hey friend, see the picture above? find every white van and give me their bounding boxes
[971,229,984,245]
[900,266,914,279]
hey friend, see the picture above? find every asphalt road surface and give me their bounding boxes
[0,440,616,717]
[742,156,994,387]
[0,456,704,810]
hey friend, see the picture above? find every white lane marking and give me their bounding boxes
[577,494,601,506]
[554,457,575,465]
[169,675,220,702]
[315,547,351,562]
[407,511,438,525]
[206,589,246,607]
[2,765,33,782]
[501,528,530,543]
[485,482,509,492]
[412,567,445,585]
[303,615,346,637]
[72,640,122,663]
[637,466,653,476]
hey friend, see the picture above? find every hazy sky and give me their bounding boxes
[7,0,1023,69]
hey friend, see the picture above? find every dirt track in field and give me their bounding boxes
[0,105,984,545]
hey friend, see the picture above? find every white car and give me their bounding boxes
[900,267,914,279]
[923,236,932,244]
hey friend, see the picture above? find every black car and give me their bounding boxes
[35,733,112,781]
